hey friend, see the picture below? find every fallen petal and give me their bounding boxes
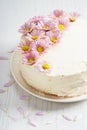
[20,95,31,100]
[28,118,37,127]
[0,56,8,60]
[0,89,6,94]
[62,114,73,121]
[17,107,25,116]
[35,112,45,116]
[4,80,15,87]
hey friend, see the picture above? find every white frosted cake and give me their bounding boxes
[17,10,87,97]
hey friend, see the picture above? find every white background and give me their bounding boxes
[0,0,87,130]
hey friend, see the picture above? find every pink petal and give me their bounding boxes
[0,56,8,60]
[28,118,37,127]
[20,95,31,100]
[17,107,25,116]
[35,112,45,116]
[4,80,15,87]
[62,114,80,122]
[0,89,6,94]
[62,114,73,121]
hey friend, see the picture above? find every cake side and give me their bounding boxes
[21,63,87,97]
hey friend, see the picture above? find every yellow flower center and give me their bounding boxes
[28,57,35,63]
[37,46,44,52]
[43,25,49,29]
[32,35,38,40]
[42,63,51,70]
[26,27,31,32]
[22,45,29,51]
[58,24,65,30]
[50,37,57,42]
[56,15,60,18]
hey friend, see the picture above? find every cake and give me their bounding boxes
[17,10,87,97]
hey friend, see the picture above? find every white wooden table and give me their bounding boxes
[0,0,87,130]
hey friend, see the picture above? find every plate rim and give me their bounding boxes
[10,52,87,102]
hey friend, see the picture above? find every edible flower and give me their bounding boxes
[37,61,51,73]
[18,22,32,34]
[27,29,45,41]
[69,12,80,22]
[41,21,55,31]
[46,30,61,44]
[56,18,68,31]
[17,39,32,53]
[53,10,65,18]
[30,16,44,26]
[23,51,39,65]
[32,40,49,54]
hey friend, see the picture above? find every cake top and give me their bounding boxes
[17,10,84,75]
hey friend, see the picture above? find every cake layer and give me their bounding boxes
[21,64,87,97]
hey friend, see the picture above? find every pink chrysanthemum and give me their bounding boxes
[69,12,80,22]
[49,10,66,20]
[23,51,39,65]
[29,16,44,29]
[53,10,65,18]
[56,18,68,31]
[32,40,49,54]
[27,29,45,41]
[17,40,32,53]
[41,20,55,31]
[37,61,52,73]
[46,30,61,44]
[30,16,44,25]
[39,35,50,42]
[18,22,33,34]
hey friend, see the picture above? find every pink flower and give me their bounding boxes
[32,40,49,54]
[69,12,80,22]
[41,20,55,31]
[18,22,33,34]
[49,10,66,20]
[46,30,61,44]
[23,51,39,65]
[29,16,44,29]
[39,35,50,42]
[56,18,68,31]
[17,39,32,53]
[53,10,65,18]
[30,16,44,25]
[26,29,45,41]
[37,61,52,73]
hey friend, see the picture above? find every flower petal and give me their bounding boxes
[17,106,25,115]
[0,56,8,60]
[62,114,81,122]
[35,112,45,116]
[28,118,37,127]
[19,95,31,100]
[4,80,15,87]
[62,114,73,121]
[0,89,6,94]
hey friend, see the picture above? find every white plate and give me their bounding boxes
[10,52,87,102]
